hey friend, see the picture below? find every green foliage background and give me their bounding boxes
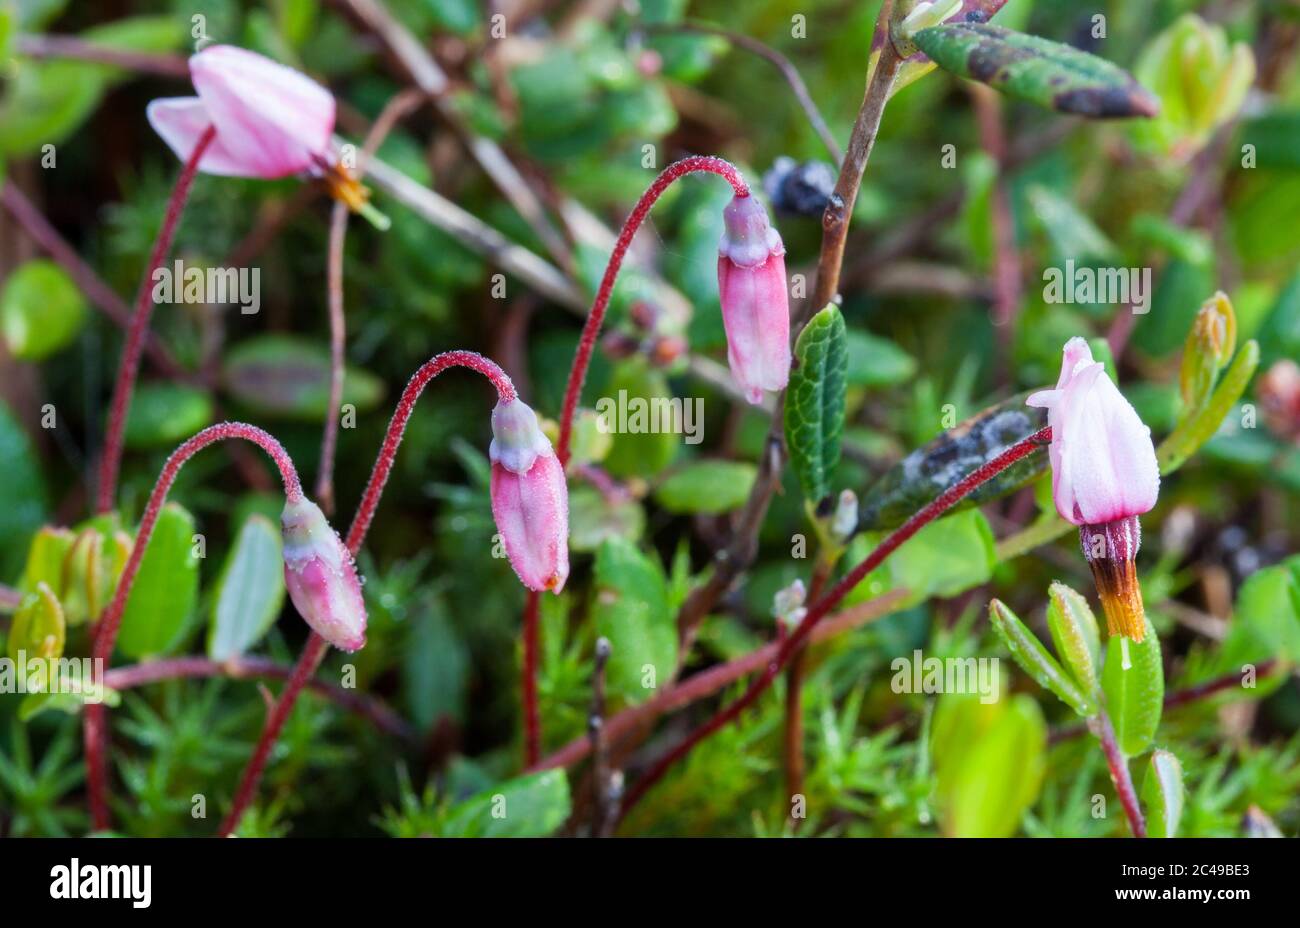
[0,0,1297,837]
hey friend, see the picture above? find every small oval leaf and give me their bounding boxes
[989,599,1097,716]
[1101,620,1164,756]
[1,259,87,361]
[222,335,385,420]
[784,304,848,503]
[1047,581,1102,697]
[654,460,757,515]
[118,502,200,659]
[913,23,1159,118]
[859,393,1047,531]
[207,514,286,661]
[591,538,675,705]
[1141,749,1185,838]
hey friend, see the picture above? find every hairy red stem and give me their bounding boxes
[1091,711,1147,838]
[555,155,748,465]
[619,426,1052,818]
[85,421,301,830]
[219,350,515,834]
[96,126,216,514]
[522,592,541,765]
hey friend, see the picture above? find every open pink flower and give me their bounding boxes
[717,194,791,405]
[489,399,569,593]
[1027,337,1159,527]
[147,44,335,179]
[281,496,367,651]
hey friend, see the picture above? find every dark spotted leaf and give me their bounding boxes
[784,305,848,504]
[913,23,1159,118]
[858,392,1047,531]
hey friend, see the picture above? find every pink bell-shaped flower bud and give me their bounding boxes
[717,194,791,405]
[1028,338,1161,641]
[148,44,336,179]
[489,399,570,593]
[1026,337,1160,527]
[281,496,367,651]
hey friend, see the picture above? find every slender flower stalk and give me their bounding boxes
[95,126,216,514]
[1028,338,1160,640]
[619,426,1051,819]
[221,350,528,835]
[316,89,424,512]
[85,422,303,830]
[555,155,749,464]
[1089,711,1147,837]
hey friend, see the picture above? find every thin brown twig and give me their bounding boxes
[671,3,902,655]
[317,88,425,512]
[16,34,190,76]
[0,183,194,382]
[102,655,413,739]
[639,21,842,162]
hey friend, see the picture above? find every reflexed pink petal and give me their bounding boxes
[281,497,367,651]
[490,454,569,593]
[716,194,791,405]
[1028,339,1160,525]
[146,97,269,177]
[147,44,337,179]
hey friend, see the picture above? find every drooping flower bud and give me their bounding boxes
[489,398,570,593]
[147,44,336,180]
[1028,338,1161,641]
[717,194,791,405]
[281,496,367,651]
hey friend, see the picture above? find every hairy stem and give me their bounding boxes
[672,6,902,651]
[522,592,541,766]
[317,89,424,513]
[1090,711,1147,838]
[85,422,302,830]
[555,155,748,465]
[220,350,516,834]
[619,426,1051,818]
[96,126,216,514]
[103,655,411,739]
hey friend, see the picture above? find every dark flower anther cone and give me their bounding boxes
[1079,515,1146,642]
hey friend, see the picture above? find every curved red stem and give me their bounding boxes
[556,155,748,464]
[619,426,1052,819]
[85,421,301,831]
[219,350,515,835]
[96,125,216,514]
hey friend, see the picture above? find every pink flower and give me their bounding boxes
[281,496,367,651]
[489,399,569,593]
[147,45,335,179]
[1027,337,1160,527]
[717,194,791,405]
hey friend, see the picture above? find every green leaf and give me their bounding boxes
[784,304,848,503]
[207,514,285,661]
[913,23,1159,118]
[1,259,87,360]
[598,358,679,479]
[1101,622,1164,757]
[568,485,645,551]
[7,583,65,664]
[0,400,48,579]
[653,460,756,515]
[1217,561,1300,669]
[1141,749,1185,838]
[1046,581,1102,698]
[989,600,1097,716]
[19,526,75,597]
[845,330,917,388]
[591,538,675,705]
[118,503,200,659]
[1028,185,1118,262]
[123,383,215,449]
[1157,339,1259,473]
[441,769,571,838]
[847,509,996,609]
[931,691,1046,837]
[222,335,385,420]
[859,393,1047,530]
